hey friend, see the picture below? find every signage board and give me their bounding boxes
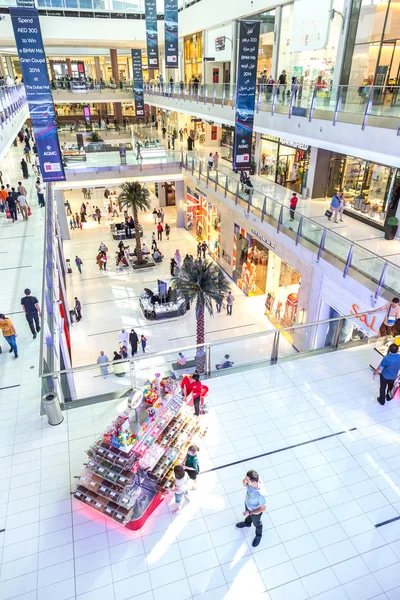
[233,20,260,171]
[144,0,159,69]
[250,228,276,250]
[164,0,178,69]
[131,49,144,118]
[215,36,225,51]
[9,6,65,182]
[291,0,332,52]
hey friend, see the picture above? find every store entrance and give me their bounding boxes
[276,147,309,194]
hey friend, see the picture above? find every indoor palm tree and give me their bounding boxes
[118,181,151,264]
[173,260,231,372]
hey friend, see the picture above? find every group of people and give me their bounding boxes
[0,288,42,359]
[96,328,148,378]
[328,192,346,223]
[17,126,40,179]
[96,241,108,270]
[0,182,31,223]
[207,152,219,171]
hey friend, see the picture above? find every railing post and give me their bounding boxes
[190,84,193,102]
[196,85,200,103]
[185,152,188,170]
[205,344,211,377]
[224,177,228,197]
[261,196,267,222]
[295,216,303,244]
[191,157,194,176]
[247,189,252,213]
[332,318,344,350]
[317,229,326,262]
[221,85,226,108]
[288,90,295,119]
[374,262,388,300]
[235,182,239,205]
[309,84,318,122]
[206,166,209,188]
[212,84,216,107]
[256,85,262,113]
[333,86,343,126]
[199,160,202,181]
[232,85,237,110]
[277,205,283,232]
[271,85,278,116]
[204,84,208,105]
[344,243,354,278]
[362,86,373,130]
[271,331,280,364]
[215,169,218,192]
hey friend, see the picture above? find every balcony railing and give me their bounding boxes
[0,83,27,126]
[144,82,400,132]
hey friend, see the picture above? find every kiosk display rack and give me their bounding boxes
[74,382,205,529]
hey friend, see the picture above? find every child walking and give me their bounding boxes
[184,445,199,489]
[172,465,190,513]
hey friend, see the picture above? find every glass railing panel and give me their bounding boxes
[251,190,264,212]
[299,219,324,250]
[209,333,276,376]
[370,86,400,120]
[264,195,281,223]
[339,86,368,122]
[351,245,385,284]
[133,348,191,388]
[323,230,352,263]
[281,206,300,233]
[385,263,400,295]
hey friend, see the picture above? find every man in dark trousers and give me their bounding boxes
[374,344,400,405]
[74,297,82,321]
[289,193,298,221]
[21,288,41,339]
[236,470,267,547]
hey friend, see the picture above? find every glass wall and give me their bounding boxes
[259,135,310,194]
[184,32,203,83]
[277,0,346,88]
[349,0,400,88]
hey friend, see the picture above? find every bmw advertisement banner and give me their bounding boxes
[233,20,260,172]
[131,49,145,119]
[9,6,65,182]
[164,0,178,69]
[144,0,159,70]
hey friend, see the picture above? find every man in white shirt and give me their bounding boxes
[35,179,45,207]
[118,328,129,348]
[18,194,28,221]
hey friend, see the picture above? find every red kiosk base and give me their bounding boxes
[125,492,165,530]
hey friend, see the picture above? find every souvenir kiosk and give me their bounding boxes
[74,376,206,529]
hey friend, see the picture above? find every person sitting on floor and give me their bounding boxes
[216,354,234,370]
[153,248,163,262]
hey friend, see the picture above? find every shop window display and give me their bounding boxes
[185,187,220,256]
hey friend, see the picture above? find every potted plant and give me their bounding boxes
[88,131,103,143]
[118,182,151,266]
[385,216,399,241]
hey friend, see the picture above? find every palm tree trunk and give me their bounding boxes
[133,207,143,263]
[195,304,205,373]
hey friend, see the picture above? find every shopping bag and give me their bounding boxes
[6,209,11,219]
[27,206,32,216]
[325,209,332,218]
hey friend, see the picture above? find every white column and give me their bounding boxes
[333,0,353,88]
[271,5,282,81]
[175,179,185,227]
[230,20,238,85]
[54,189,70,241]
[305,145,319,200]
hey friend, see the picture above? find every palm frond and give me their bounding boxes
[172,259,231,317]
[118,181,151,213]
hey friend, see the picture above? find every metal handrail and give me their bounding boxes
[39,309,377,379]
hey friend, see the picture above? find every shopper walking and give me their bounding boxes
[213,152,219,170]
[74,297,82,321]
[374,344,400,405]
[118,328,129,349]
[208,152,213,170]
[278,70,287,101]
[97,351,110,378]
[289,193,298,221]
[0,314,18,358]
[152,208,158,224]
[75,255,83,273]
[36,179,45,207]
[21,288,41,339]
[236,470,267,547]
[183,445,200,489]
[197,242,202,259]
[170,257,177,276]
[6,191,18,222]
[165,223,170,240]
[129,329,139,356]
[20,157,29,179]
[201,241,207,259]
[17,181,27,197]
[226,291,234,316]
[140,334,147,352]
[174,249,181,269]
[157,222,163,241]
[329,194,340,223]
[24,145,31,163]
[172,465,190,513]
[18,193,28,221]
[338,193,345,222]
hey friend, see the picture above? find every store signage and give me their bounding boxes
[164,0,178,69]
[83,105,91,126]
[251,228,276,250]
[16,0,34,6]
[215,36,225,51]
[291,0,332,52]
[131,49,144,118]
[349,304,379,334]
[280,138,309,151]
[195,187,207,199]
[9,6,65,182]
[204,57,215,62]
[233,20,260,171]
[144,0,159,69]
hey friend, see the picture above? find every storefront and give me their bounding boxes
[259,135,310,194]
[185,186,221,258]
[221,125,235,162]
[326,153,396,227]
[184,31,203,84]
[232,224,302,342]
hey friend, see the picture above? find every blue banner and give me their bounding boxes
[9,6,65,182]
[164,0,178,69]
[131,49,144,119]
[145,0,159,70]
[233,20,260,172]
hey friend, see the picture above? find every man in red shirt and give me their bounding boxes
[289,193,298,221]
[191,373,202,417]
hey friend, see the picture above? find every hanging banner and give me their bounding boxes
[233,20,260,171]
[164,0,178,69]
[144,0,159,69]
[131,49,144,118]
[9,6,65,182]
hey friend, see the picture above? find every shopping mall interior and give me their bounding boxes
[1,0,400,599]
